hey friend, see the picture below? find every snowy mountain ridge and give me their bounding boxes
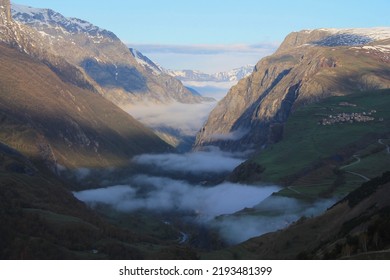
[304,27,390,47]
[11,4,116,40]
[127,46,254,82]
[11,3,210,105]
[318,27,390,41]
[163,65,254,83]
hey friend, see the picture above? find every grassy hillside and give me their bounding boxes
[234,89,390,199]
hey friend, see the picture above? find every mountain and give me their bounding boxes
[194,28,390,151]
[0,1,201,259]
[1,1,171,171]
[0,44,169,170]
[129,48,214,102]
[164,65,254,83]
[11,4,210,105]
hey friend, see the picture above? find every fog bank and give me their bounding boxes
[125,101,216,136]
[133,148,245,174]
[214,196,336,244]
[74,176,280,221]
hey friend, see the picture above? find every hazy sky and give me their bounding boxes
[14,0,390,72]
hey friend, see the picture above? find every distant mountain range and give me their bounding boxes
[128,46,254,83]
[163,65,254,83]
[129,46,253,85]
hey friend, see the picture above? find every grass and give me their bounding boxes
[343,149,390,179]
[251,89,390,198]
[22,208,99,230]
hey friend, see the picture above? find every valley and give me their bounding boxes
[1,0,390,261]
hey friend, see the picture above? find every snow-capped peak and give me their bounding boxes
[163,65,254,83]
[11,4,117,39]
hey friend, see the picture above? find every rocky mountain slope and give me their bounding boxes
[194,28,390,151]
[1,0,170,171]
[164,65,254,83]
[0,44,169,170]
[11,4,209,105]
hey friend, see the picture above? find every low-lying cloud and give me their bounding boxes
[210,128,250,141]
[124,102,216,136]
[181,81,233,100]
[213,196,336,244]
[74,175,335,245]
[133,148,245,174]
[74,176,280,220]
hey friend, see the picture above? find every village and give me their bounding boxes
[319,109,378,126]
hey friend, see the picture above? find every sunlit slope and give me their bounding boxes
[0,43,169,170]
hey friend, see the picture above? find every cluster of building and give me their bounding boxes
[319,110,377,126]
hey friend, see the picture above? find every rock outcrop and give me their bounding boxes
[195,28,390,151]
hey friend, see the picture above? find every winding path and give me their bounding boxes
[345,171,370,182]
[340,155,361,170]
[339,138,389,181]
[178,231,189,244]
[286,139,389,195]
[340,155,370,182]
[287,186,301,195]
[378,139,390,154]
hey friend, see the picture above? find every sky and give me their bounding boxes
[14,0,390,72]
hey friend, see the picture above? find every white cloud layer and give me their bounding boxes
[133,148,245,174]
[210,128,250,141]
[214,196,336,244]
[74,176,280,220]
[124,102,217,136]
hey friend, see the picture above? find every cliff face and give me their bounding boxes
[194,28,390,151]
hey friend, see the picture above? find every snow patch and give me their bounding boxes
[319,27,390,41]
[129,48,163,75]
[11,3,114,39]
